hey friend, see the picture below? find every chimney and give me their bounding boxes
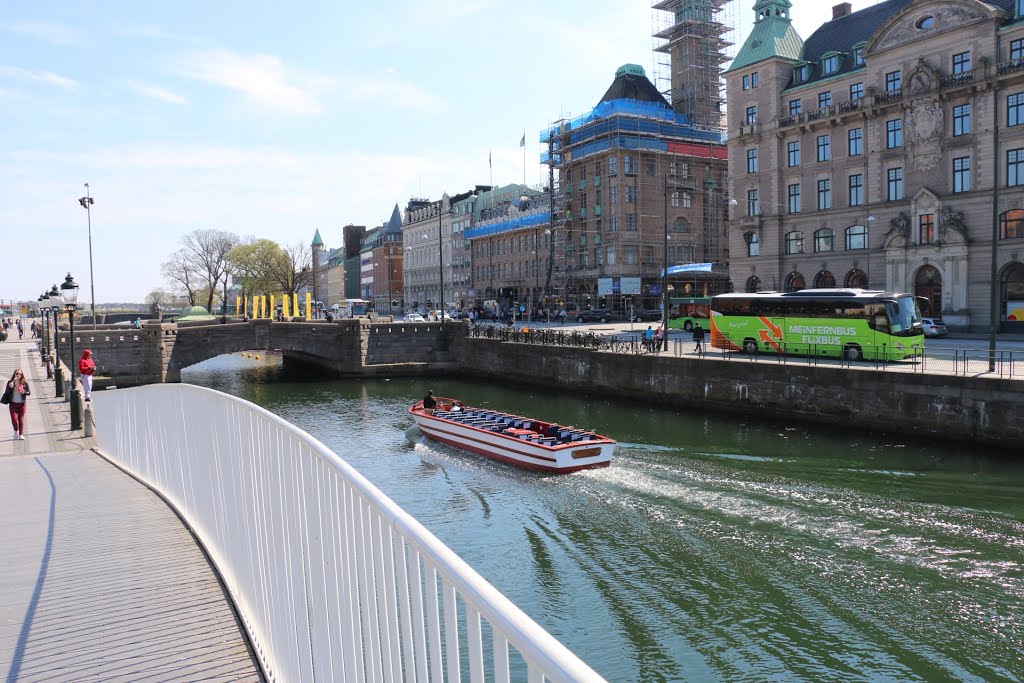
[833,2,852,19]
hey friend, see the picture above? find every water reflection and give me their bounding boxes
[184,353,1024,682]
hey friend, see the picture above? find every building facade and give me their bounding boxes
[368,205,404,314]
[726,0,1024,332]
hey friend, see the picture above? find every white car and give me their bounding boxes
[402,313,425,322]
[921,317,948,337]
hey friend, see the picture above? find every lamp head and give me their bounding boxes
[48,284,61,310]
[60,272,80,309]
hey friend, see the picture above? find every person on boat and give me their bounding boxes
[422,390,437,410]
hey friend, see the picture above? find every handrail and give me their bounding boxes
[94,384,605,683]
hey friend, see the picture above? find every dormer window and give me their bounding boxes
[793,64,809,83]
[822,54,840,75]
[853,45,865,66]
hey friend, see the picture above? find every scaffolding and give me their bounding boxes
[651,0,736,130]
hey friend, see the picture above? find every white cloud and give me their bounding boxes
[0,65,77,90]
[178,49,332,116]
[127,81,188,105]
[117,24,201,43]
[8,21,80,45]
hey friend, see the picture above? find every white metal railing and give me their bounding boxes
[94,384,604,683]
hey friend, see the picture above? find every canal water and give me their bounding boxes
[184,354,1024,683]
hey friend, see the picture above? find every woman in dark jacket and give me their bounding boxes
[4,369,31,440]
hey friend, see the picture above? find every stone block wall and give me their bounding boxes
[458,338,1024,448]
[54,327,150,386]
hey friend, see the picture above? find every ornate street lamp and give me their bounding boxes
[37,293,48,363]
[48,284,64,397]
[61,273,83,430]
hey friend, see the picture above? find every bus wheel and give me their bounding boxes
[844,344,862,361]
[684,320,693,332]
[743,339,758,354]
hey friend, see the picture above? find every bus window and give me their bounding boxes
[869,304,890,333]
[886,297,921,335]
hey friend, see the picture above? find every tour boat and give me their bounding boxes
[409,398,614,473]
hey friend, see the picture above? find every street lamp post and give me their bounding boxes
[49,284,64,397]
[37,293,48,366]
[61,273,83,430]
[78,184,97,329]
[437,199,445,333]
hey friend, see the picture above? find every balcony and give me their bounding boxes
[997,58,1024,77]
[940,69,975,89]
[874,88,902,106]
[778,99,861,129]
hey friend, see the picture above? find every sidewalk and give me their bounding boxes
[0,338,94,458]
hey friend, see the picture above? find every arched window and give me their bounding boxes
[845,269,868,288]
[845,225,868,250]
[1000,209,1024,239]
[814,228,834,252]
[745,232,760,256]
[784,271,806,292]
[785,231,804,254]
[674,217,692,233]
[746,275,761,292]
[814,270,836,288]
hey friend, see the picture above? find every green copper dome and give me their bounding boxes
[726,0,803,73]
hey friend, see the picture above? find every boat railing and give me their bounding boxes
[94,384,606,683]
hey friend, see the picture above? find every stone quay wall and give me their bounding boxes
[457,338,1024,448]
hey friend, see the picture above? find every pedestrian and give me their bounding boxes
[79,349,95,401]
[692,322,706,356]
[16,320,24,339]
[654,326,664,353]
[2,369,31,440]
[644,325,654,352]
[30,321,37,338]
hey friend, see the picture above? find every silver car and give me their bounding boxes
[921,317,948,337]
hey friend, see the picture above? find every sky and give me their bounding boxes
[0,0,884,305]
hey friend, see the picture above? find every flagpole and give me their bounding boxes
[489,148,493,190]
[522,130,526,186]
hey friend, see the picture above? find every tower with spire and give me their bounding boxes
[311,228,325,311]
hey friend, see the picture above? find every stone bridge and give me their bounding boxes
[54,318,464,386]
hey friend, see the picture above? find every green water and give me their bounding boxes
[184,354,1024,682]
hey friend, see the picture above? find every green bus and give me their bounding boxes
[668,296,711,331]
[710,289,924,361]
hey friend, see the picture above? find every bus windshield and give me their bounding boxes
[887,296,922,336]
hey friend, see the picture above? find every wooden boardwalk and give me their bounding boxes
[0,339,263,682]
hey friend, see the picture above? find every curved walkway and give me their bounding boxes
[0,338,262,682]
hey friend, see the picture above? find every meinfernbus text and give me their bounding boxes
[710,289,925,361]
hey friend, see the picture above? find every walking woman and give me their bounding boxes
[3,369,31,440]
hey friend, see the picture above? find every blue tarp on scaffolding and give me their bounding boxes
[464,211,549,239]
[660,263,714,276]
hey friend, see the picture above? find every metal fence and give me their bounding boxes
[468,324,1024,379]
[94,384,605,683]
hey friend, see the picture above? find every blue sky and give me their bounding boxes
[0,0,878,305]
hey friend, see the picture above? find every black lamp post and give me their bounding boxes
[37,293,48,364]
[437,199,445,332]
[49,284,64,397]
[61,273,83,430]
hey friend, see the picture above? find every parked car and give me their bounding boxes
[576,309,615,323]
[630,308,663,323]
[921,317,948,337]
[402,313,425,322]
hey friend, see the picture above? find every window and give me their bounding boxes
[747,189,759,216]
[818,91,832,108]
[814,228,833,252]
[623,245,638,264]
[788,183,801,213]
[752,72,759,88]
[625,186,636,203]
[674,217,691,233]
[683,192,692,208]
[627,213,637,230]
[849,174,863,206]
[624,155,636,175]
[670,190,679,208]
[742,74,750,90]
[1000,209,1024,239]
[887,167,903,201]
[745,105,757,124]
[785,272,806,292]
[785,101,800,119]
[822,55,839,75]
[953,104,971,136]
[886,119,903,148]
[610,215,619,231]
[817,178,831,210]
[747,148,758,173]
[850,82,864,101]
[606,246,616,265]
[646,159,655,176]
[817,134,831,161]
[1010,148,1024,187]
[848,128,862,156]
[845,225,868,250]
[1009,93,1024,127]
[787,141,800,167]
[594,160,602,176]
[917,15,934,29]
[681,161,690,177]
[919,213,936,244]
[745,232,760,256]
[1012,38,1024,63]
[953,156,971,193]
[886,70,902,92]
[854,46,864,66]
[785,231,804,255]
[668,160,677,176]
[794,64,808,82]
[952,51,971,75]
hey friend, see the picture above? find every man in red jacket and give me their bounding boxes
[79,349,95,401]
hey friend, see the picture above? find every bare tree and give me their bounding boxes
[181,229,239,311]
[161,248,201,306]
[268,242,313,293]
